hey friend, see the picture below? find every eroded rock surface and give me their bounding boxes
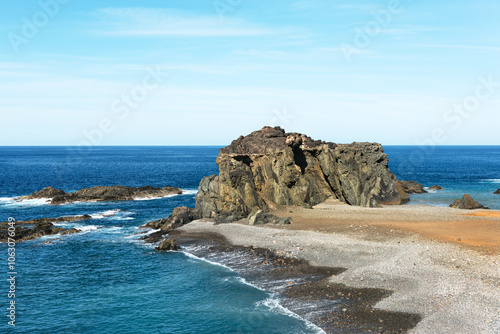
[449,194,489,210]
[17,185,182,205]
[399,180,428,194]
[196,127,406,219]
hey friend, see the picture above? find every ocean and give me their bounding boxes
[1,146,499,333]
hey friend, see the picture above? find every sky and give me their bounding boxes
[1,0,499,146]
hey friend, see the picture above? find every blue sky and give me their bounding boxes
[1,0,499,145]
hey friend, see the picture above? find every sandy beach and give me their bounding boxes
[178,202,500,333]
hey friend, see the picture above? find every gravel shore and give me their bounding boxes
[178,203,500,334]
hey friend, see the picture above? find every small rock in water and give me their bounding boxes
[155,238,180,251]
[449,194,489,210]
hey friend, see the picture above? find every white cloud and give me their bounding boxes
[90,7,279,37]
[410,44,500,51]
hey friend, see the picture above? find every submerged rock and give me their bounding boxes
[196,126,407,220]
[449,194,489,210]
[399,180,428,194]
[429,185,444,190]
[17,185,182,205]
[155,238,180,251]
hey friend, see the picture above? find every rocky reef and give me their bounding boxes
[144,127,411,241]
[0,222,80,242]
[449,194,489,210]
[0,215,93,242]
[195,126,407,221]
[17,185,182,205]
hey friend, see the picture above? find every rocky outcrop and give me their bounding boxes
[155,238,180,251]
[0,215,92,226]
[494,189,500,194]
[429,185,444,190]
[195,127,406,220]
[141,207,200,243]
[449,194,489,210]
[399,180,428,194]
[0,222,80,242]
[17,185,182,205]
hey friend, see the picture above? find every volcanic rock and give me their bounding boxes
[0,215,92,226]
[248,210,291,225]
[0,222,81,242]
[17,185,182,205]
[449,194,489,210]
[155,238,180,251]
[399,180,428,194]
[195,126,407,220]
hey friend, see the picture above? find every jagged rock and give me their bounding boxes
[248,210,291,225]
[399,180,428,194]
[196,126,407,219]
[27,186,66,198]
[141,207,200,243]
[0,215,92,226]
[395,181,410,204]
[155,238,180,251]
[0,222,81,242]
[494,189,500,194]
[449,194,489,210]
[16,185,182,205]
[429,185,444,190]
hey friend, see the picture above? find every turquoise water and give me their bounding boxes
[1,146,499,333]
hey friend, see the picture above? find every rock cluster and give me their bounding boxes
[17,185,182,205]
[195,126,407,221]
[143,127,412,240]
[449,194,489,210]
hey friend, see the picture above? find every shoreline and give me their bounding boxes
[171,229,421,333]
[175,203,500,334]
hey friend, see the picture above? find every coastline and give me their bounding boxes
[175,203,500,334]
[171,229,421,333]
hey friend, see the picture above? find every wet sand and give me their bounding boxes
[178,202,500,333]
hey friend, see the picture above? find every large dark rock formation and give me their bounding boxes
[399,180,428,194]
[0,215,92,226]
[0,222,80,242]
[449,194,489,210]
[142,127,410,237]
[17,185,182,205]
[195,127,407,219]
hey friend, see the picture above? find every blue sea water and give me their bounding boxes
[386,146,500,210]
[0,146,499,333]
